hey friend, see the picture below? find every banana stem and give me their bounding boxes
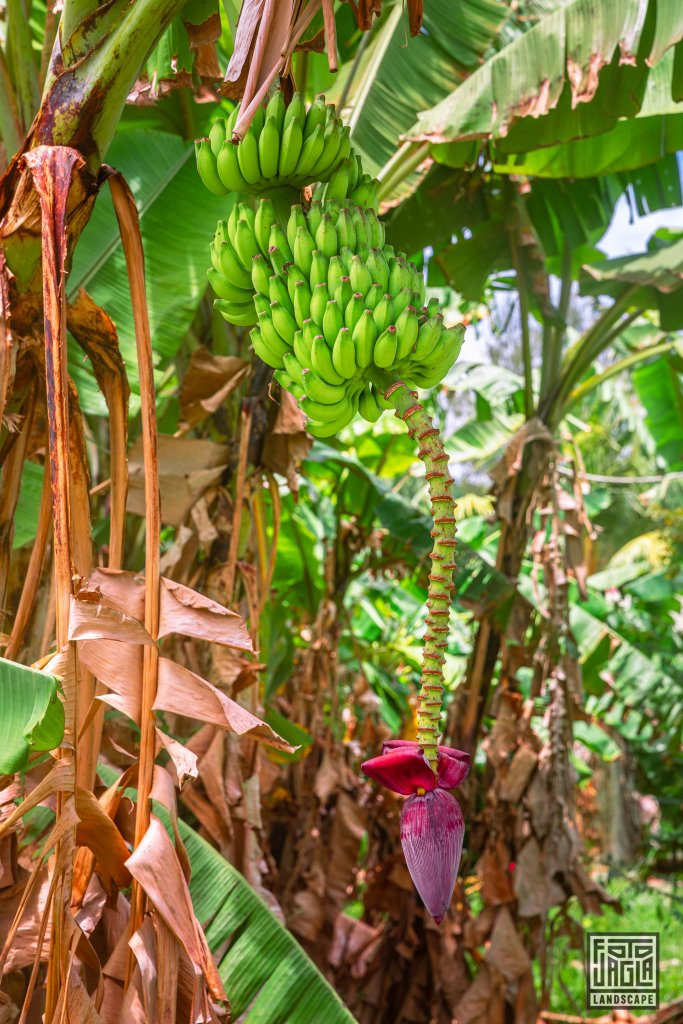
[377,376,456,771]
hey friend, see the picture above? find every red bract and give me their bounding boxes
[401,788,464,924]
[361,740,470,923]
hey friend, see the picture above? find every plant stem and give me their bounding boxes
[376,375,456,771]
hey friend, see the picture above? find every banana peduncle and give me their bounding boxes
[377,375,457,772]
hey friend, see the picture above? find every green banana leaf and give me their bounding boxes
[632,355,683,470]
[408,0,683,160]
[68,128,233,415]
[0,658,64,774]
[13,461,44,549]
[334,0,507,198]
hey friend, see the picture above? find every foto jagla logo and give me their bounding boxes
[586,933,659,1010]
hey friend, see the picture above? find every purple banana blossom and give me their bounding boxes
[362,740,470,924]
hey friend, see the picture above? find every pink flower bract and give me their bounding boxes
[400,788,465,924]
[361,740,470,922]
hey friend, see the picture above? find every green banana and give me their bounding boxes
[367,249,389,292]
[312,335,345,385]
[352,309,377,368]
[283,92,306,134]
[294,226,315,277]
[373,294,394,334]
[310,249,329,289]
[322,299,344,345]
[332,327,356,379]
[335,207,355,249]
[396,305,419,359]
[301,393,352,424]
[265,90,286,135]
[207,268,253,304]
[208,120,226,158]
[306,403,356,438]
[251,254,271,297]
[268,245,288,276]
[327,255,345,297]
[269,224,294,266]
[310,283,329,327]
[295,124,325,178]
[374,325,398,368]
[307,202,323,239]
[304,94,327,138]
[283,351,305,386]
[269,274,294,315]
[315,214,338,259]
[270,300,298,345]
[293,280,312,327]
[293,329,312,367]
[233,219,260,271]
[279,117,304,177]
[345,292,365,333]
[259,313,293,359]
[258,116,280,179]
[251,325,286,368]
[413,315,444,360]
[334,276,353,310]
[287,205,307,253]
[359,385,382,423]
[215,298,257,327]
[217,141,249,192]
[196,139,228,196]
[217,241,252,289]
[349,255,372,295]
[237,127,261,185]
[301,369,347,404]
[363,283,383,311]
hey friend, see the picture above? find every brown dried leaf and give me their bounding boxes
[68,593,153,645]
[128,918,158,1024]
[179,345,249,426]
[75,786,132,891]
[485,907,530,981]
[158,577,252,650]
[513,838,566,917]
[155,657,292,751]
[156,730,199,788]
[77,638,142,723]
[127,435,229,527]
[125,816,226,1001]
[499,745,538,803]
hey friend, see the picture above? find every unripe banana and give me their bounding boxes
[217,241,253,289]
[396,305,419,359]
[295,124,325,178]
[413,315,443,360]
[268,245,288,276]
[332,327,356,379]
[226,103,240,137]
[359,385,382,423]
[258,314,292,363]
[234,219,260,270]
[310,283,329,327]
[310,249,329,289]
[302,318,318,351]
[283,351,305,386]
[269,225,294,265]
[293,280,312,327]
[322,299,344,346]
[335,208,355,250]
[208,120,226,157]
[254,294,270,317]
[373,294,394,334]
[274,370,304,400]
[207,268,253,304]
[215,298,258,327]
[312,119,342,178]
[334,276,353,310]
[363,282,383,310]
[301,393,352,424]
[304,94,327,138]
[367,249,390,292]
[284,92,306,134]
[196,139,228,196]
[301,369,347,404]
[315,214,338,259]
[307,201,323,239]
[287,205,307,254]
[327,255,344,297]
[374,325,398,368]
[258,116,280,180]
[306,405,355,438]
[279,117,304,177]
[251,325,286,368]
[338,246,354,274]
[324,198,341,222]
[294,226,315,277]
[293,329,313,367]
[392,286,413,321]
[236,202,256,235]
[285,264,306,302]
[350,207,369,246]
[270,300,297,345]
[250,103,265,138]
[237,127,261,185]
[217,141,249,192]
[265,90,286,134]
[312,335,345,385]
[349,255,372,295]
[352,309,377,368]
[269,274,294,315]
[254,198,275,254]
[365,207,384,248]
[389,257,413,295]
[371,381,393,410]
[345,292,365,333]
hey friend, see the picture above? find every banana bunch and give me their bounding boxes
[196,91,377,201]
[240,200,464,437]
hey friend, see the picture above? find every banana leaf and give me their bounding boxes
[0,658,64,774]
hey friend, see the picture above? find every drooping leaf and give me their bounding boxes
[68,129,233,415]
[632,355,683,469]
[0,658,65,774]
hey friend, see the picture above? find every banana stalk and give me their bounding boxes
[373,373,457,772]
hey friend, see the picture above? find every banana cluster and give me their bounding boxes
[196,91,378,203]
[238,200,464,437]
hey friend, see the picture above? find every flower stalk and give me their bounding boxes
[376,376,457,769]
